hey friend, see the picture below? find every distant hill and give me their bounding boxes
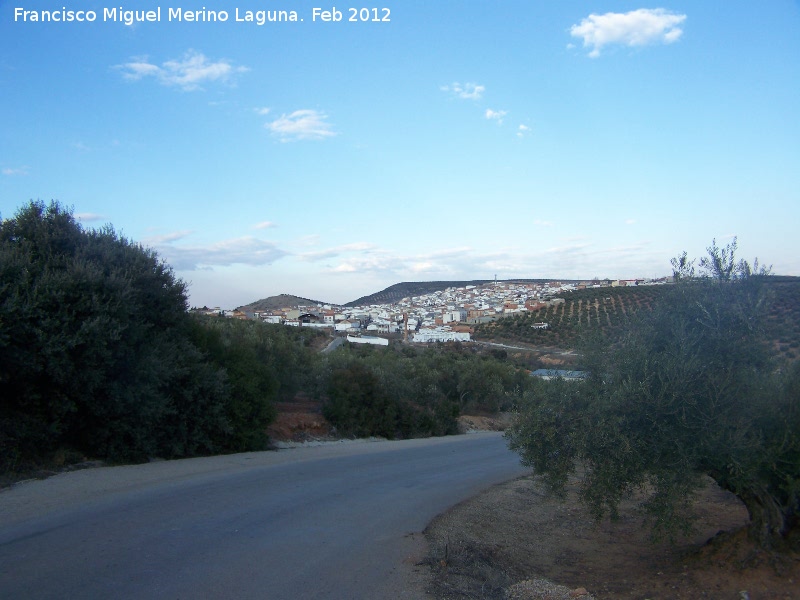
[238,294,329,313]
[345,279,562,307]
[237,279,573,312]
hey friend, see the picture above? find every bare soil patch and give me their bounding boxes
[424,474,800,599]
[457,414,513,433]
[266,399,334,442]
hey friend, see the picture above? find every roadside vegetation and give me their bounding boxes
[5,199,799,556]
[506,240,800,551]
[310,342,529,439]
[0,201,531,478]
[0,201,323,474]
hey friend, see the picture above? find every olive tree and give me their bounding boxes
[0,201,270,466]
[507,240,799,549]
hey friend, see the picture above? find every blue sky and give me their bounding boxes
[2,1,798,307]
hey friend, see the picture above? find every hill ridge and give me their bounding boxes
[344,278,569,307]
[238,293,328,312]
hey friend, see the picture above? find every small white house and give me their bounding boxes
[347,335,389,346]
[335,320,360,332]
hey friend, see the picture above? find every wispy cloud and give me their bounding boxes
[254,107,271,116]
[441,82,485,100]
[147,234,288,271]
[253,221,277,230]
[1,166,30,176]
[570,8,687,58]
[294,234,322,248]
[289,237,667,284]
[517,124,531,138]
[625,218,636,225]
[265,109,336,141]
[485,109,507,124]
[299,242,378,262]
[330,252,399,274]
[116,50,249,91]
[75,213,106,222]
[142,230,194,245]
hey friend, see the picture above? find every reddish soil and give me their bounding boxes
[267,399,334,442]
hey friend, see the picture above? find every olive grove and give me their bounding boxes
[507,240,799,549]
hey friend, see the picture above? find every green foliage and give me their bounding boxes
[187,317,278,451]
[507,242,800,549]
[314,343,526,439]
[0,201,291,468]
[476,275,800,358]
[324,363,399,438]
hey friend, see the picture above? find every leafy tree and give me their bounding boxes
[314,342,524,439]
[323,363,398,438]
[506,240,799,549]
[187,316,279,452]
[0,201,275,467]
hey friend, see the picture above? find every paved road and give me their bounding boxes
[0,433,527,599]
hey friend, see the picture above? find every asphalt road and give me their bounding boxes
[0,432,528,599]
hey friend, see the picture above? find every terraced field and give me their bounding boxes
[474,279,800,363]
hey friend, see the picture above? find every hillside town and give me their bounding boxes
[192,278,670,344]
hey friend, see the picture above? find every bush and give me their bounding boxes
[0,201,277,467]
[315,343,526,439]
[507,241,800,549]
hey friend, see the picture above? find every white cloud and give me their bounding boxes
[485,109,508,124]
[260,237,672,294]
[265,109,336,141]
[294,234,322,248]
[570,8,687,58]
[1,166,30,176]
[148,235,288,271]
[119,60,161,79]
[254,107,271,116]
[441,82,485,100]
[299,242,378,262]
[409,261,435,273]
[517,124,531,138]
[625,219,637,225]
[253,220,277,230]
[323,245,475,277]
[116,50,249,91]
[142,230,195,245]
[331,253,399,274]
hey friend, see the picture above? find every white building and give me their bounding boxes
[412,328,471,343]
[347,335,389,346]
[335,320,360,332]
[443,309,467,323]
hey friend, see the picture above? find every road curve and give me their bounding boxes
[0,432,528,599]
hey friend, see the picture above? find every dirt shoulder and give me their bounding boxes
[423,473,799,599]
